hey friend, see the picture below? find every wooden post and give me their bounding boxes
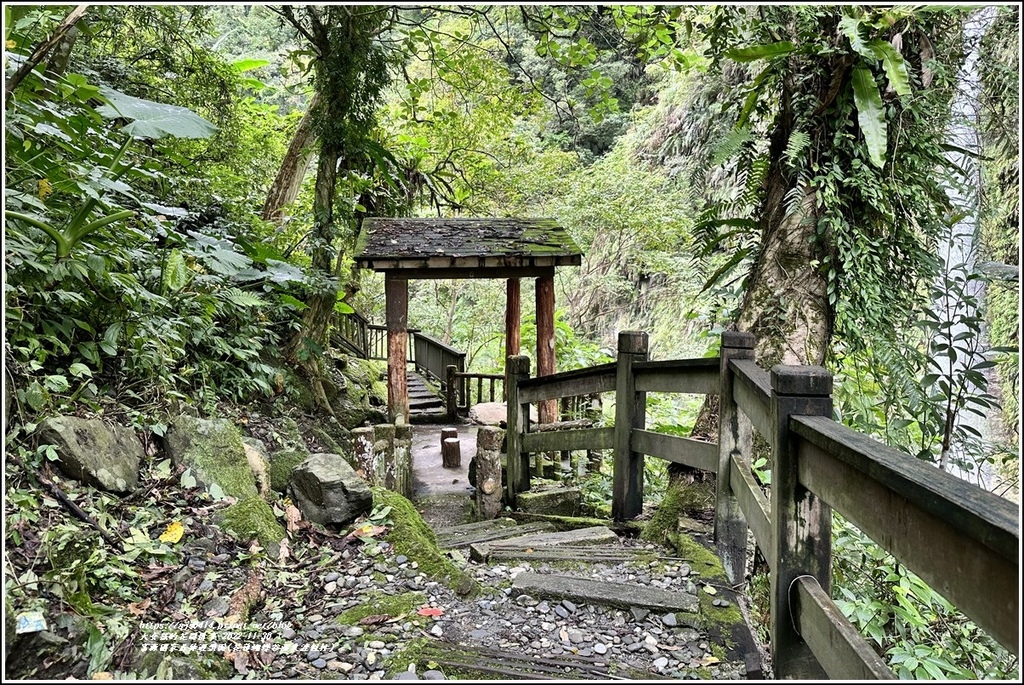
[612,331,648,521]
[476,426,504,519]
[440,427,460,468]
[715,330,756,584]
[385,273,409,423]
[505,278,521,395]
[373,423,396,488]
[505,354,531,504]
[445,365,459,421]
[535,271,556,424]
[770,364,833,679]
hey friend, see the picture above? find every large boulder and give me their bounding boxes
[162,416,257,499]
[37,416,141,493]
[289,453,372,526]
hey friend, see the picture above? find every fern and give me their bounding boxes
[784,130,810,166]
[222,288,265,308]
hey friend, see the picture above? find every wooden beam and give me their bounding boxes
[535,271,557,427]
[505,355,531,503]
[769,365,833,680]
[385,274,409,423]
[612,331,648,521]
[630,429,718,472]
[355,265,577,280]
[633,358,721,395]
[791,576,895,679]
[505,278,520,400]
[715,330,756,584]
[521,427,615,453]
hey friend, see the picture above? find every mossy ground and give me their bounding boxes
[336,590,426,625]
[372,488,478,597]
[217,495,285,549]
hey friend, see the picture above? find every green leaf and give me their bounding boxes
[869,40,912,96]
[224,289,265,308]
[334,300,355,315]
[161,248,190,294]
[851,66,886,168]
[97,86,217,139]
[22,381,47,411]
[68,363,92,378]
[278,294,307,310]
[232,58,270,73]
[725,41,796,62]
[839,16,876,61]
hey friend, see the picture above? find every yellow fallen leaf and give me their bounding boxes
[703,584,717,595]
[701,656,720,666]
[91,673,113,680]
[158,521,184,544]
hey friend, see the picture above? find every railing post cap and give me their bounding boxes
[770,364,833,396]
[721,330,756,349]
[617,330,648,355]
[507,355,531,374]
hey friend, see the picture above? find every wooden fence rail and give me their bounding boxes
[504,329,1019,680]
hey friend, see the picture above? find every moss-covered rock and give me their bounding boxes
[328,357,389,429]
[133,651,232,680]
[37,416,142,493]
[373,488,478,597]
[163,416,257,499]
[336,591,426,625]
[217,495,285,550]
[268,448,308,493]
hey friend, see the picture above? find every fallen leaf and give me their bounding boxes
[416,606,444,617]
[278,538,290,563]
[127,598,152,616]
[359,614,389,626]
[703,584,717,595]
[701,656,720,666]
[140,564,177,581]
[285,505,303,533]
[158,521,184,544]
[225,650,249,675]
[91,673,113,680]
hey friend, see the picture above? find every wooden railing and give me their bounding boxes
[413,331,465,388]
[505,330,1019,680]
[445,367,504,419]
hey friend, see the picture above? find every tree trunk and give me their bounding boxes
[5,4,88,108]
[262,94,320,225]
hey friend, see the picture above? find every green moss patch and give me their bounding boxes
[373,488,478,597]
[217,495,285,549]
[336,590,426,625]
[268,449,308,492]
[164,416,257,499]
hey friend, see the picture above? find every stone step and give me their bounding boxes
[512,571,700,618]
[485,544,656,564]
[435,518,519,537]
[437,522,555,549]
[469,525,619,562]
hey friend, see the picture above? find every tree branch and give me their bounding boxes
[5,4,90,108]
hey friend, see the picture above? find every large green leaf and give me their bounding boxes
[231,58,270,73]
[725,41,795,62]
[96,87,217,139]
[851,67,887,168]
[839,16,876,61]
[869,40,912,96]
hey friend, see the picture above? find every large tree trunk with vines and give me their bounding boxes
[262,94,320,225]
[670,83,831,496]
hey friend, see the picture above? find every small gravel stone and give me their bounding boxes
[368,640,386,650]
[654,656,669,670]
[313,659,327,669]
[514,594,536,607]
[630,607,650,623]
[593,643,608,655]
[396,555,409,564]
[661,613,677,627]
[561,599,577,613]
[429,624,444,638]
[393,672,418,680]
[422,670,446,680]
[346,627,364,637]
[567,629,584,644]
[325,572,340,583]
[554,605,569,619]
[188,558,207,571]
[197,579,214,593]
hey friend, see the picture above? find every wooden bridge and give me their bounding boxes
[501,330,1018,679]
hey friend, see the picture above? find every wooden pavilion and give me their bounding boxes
[353,217,583,423]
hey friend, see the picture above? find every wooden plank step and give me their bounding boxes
[512,571,700,617]
[486,545,657,563]
[438,522,555,549]
[470,526,619,562]
[435,518,519,536]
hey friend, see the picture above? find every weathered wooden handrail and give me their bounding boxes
[792,414,1019,653]
[366,324,388,361]
[633,357,720,394]
[413,330,465,386]
[502,328,1019,679]
[445,366,504,419]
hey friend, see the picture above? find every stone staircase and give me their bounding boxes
[408,371,447,423]
[420,517,763,680]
